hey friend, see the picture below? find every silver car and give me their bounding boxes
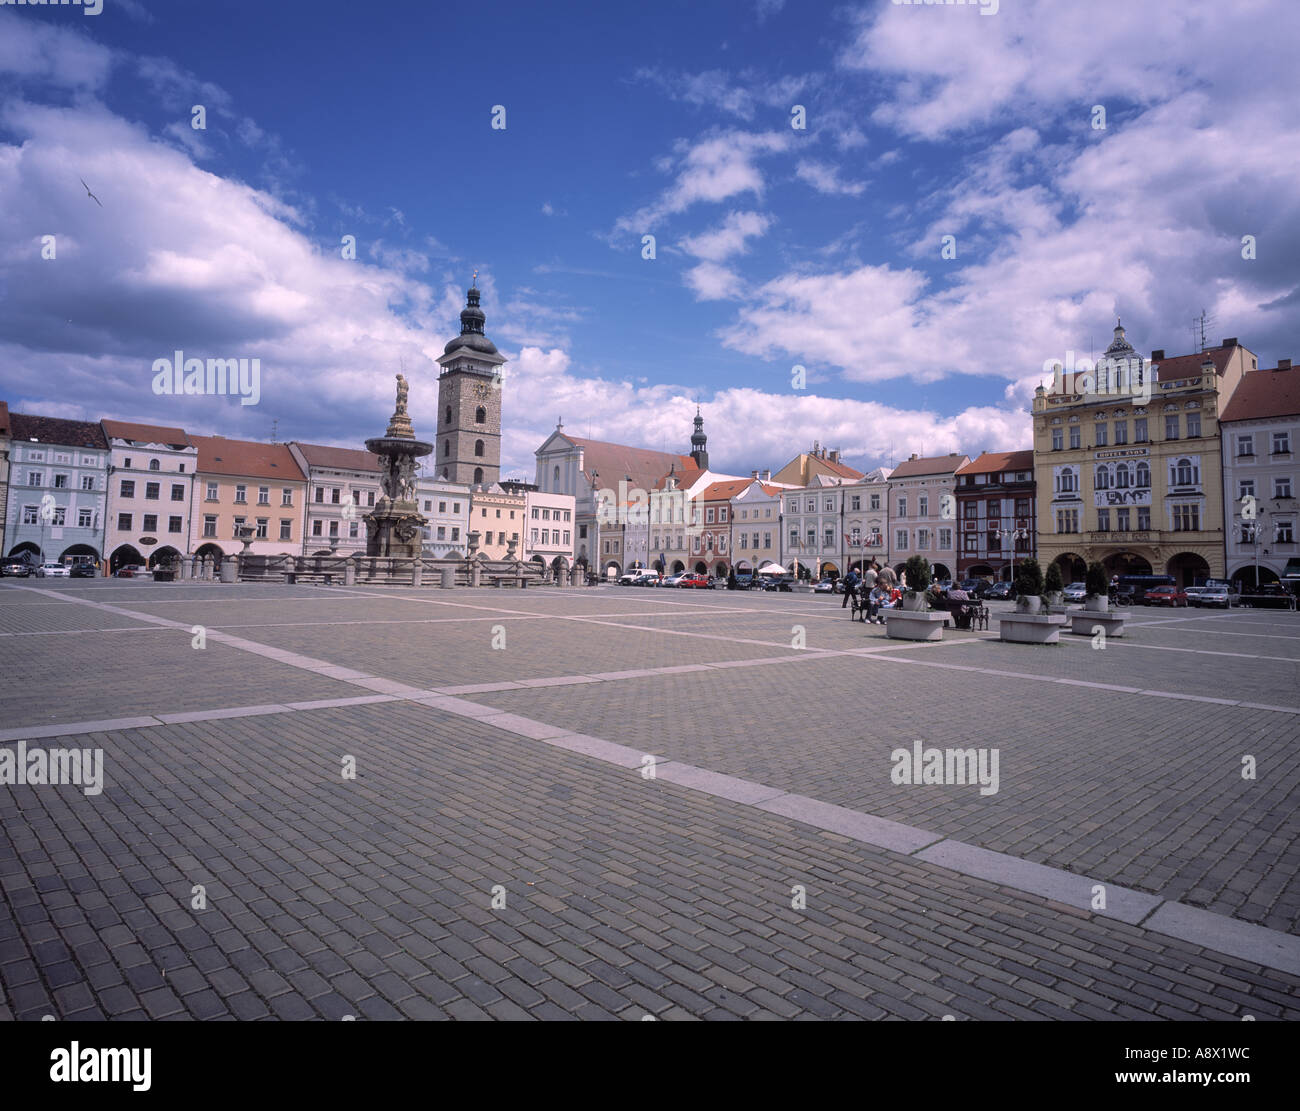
[1061,582,1087,602]
[1195,585,1238,608]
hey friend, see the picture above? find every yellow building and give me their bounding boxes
[1032,323,1255,586]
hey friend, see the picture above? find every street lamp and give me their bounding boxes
[991,525,1029,582]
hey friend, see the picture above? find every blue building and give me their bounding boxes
[4,414,110,566]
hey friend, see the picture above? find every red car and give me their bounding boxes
[678,574,715,589]
[1144,585,1188,607]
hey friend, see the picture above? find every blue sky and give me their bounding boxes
[0,0,1296,479]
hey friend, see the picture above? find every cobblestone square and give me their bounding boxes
[2,579,1297,1021]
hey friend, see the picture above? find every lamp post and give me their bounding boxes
[992,526,1029,582]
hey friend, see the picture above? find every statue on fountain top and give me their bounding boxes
[385,372,416,439]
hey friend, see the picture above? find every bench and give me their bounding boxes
[286,571,335,585]
[950,604,989,631]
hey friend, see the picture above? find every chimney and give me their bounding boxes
[1221,337,1238,347]
[909,453,918,461]
[1277,358,1292,371]
[828,449,839,463]
[1151,349,1165,361]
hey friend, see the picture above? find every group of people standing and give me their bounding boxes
[839,562,900,623]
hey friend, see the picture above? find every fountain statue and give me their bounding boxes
[363,373,433,557]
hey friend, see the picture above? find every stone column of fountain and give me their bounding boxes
[467,531,482,587]
[364,373,433,568]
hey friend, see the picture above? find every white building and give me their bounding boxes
[287,442,381,556]
[416,475,472,559]
[886,453,969,582]
[521,485,577,575]
[101,419,196,571]
[1219,358,1300,590]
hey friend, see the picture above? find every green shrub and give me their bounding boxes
[1015,557,1044,600]
[1044,561,1064,595]
[1086,561,1108,598]
[903,554,931,595]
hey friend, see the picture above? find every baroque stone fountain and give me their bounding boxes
[364,373,432,558]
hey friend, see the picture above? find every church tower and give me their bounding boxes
[435,284,506,487]
[689,406,709,470]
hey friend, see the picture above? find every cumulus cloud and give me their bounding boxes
[680,210,772,262]
[795,159,865,196]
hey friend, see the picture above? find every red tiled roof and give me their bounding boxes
[888,453,970,479]
[291,442,382,472]
[9,413,108,450]
[101,418,192,448]
[698,478,753,502]
[654,463,704,491]
[1220,365,1300,423]
[956,450,1034,476]
[191,435,307,482]
[818,457,865,480]
[1151,345,1236,382]
[567,435,695,493]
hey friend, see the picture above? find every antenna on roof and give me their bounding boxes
[270,418,278,444]
[1191,308,1215,352]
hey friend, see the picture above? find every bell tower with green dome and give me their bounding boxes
[435,282,506,488]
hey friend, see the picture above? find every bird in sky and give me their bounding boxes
[79,178,103,207]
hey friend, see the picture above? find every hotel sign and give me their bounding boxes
[1095,490,1152,507]
[1095,448,1150,460]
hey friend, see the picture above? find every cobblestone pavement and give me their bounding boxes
[1,580,1297,1021]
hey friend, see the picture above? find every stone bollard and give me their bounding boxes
[570,567,582,587]
[219,559,236,583]
[441,566,454,589]
[469,564,481,588]
[411,561,422,587]
[344,562,356,586]
[200,557,211,581]
[179,558,190,581]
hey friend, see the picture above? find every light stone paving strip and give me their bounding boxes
[10,584,1299,981]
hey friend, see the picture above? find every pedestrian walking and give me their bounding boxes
[841,567,859,608]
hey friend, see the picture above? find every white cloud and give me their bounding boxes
[795,159,865,196]
[684,262,744,301]
[680,210,772,262]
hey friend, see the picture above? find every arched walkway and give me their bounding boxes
[693,561,708,575]
[605,561,622,580]
[1166,552,1210,589]
[9,541,40,559]
[1052,553,1086,582]
[1231,564,1279,590]
[195,542,226,568]
[930,562,952,581]
[967,564,995,579]
[1103,551,1152,576]
[148,545,183,569]
[110,544,146,574]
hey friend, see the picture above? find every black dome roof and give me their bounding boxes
[444,285,498,356]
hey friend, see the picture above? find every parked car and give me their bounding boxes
[957,579,986,597]
[661,573,686,588]
[1239,582,1297,609]
[115,564,153,579]
[69,562,97,578]
[761,575,794,591]
[679,574,714,589]
[1061,581,1087,603]
[813,579,837,593]
[1,555,35,577]
[733,572,756,589]
[1194,584,1239,609]
[36,561,70,577]
[1183,584,1208,605]
[618,569,659,586]
[983,581,1015,601]
[1144,585,1188,607]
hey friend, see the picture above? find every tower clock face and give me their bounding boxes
[473,383,492,399]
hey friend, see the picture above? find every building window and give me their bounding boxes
[475,406,486,424]
[328,520,339,538]
[1114,421,1127,445]
[1094,423,1107,446]
[1134,418,1148,443]
[824,527,835,548]
[563,531,570,544]
[22,505,39,525]
[918,496,928,517]
[348,521,359,539]
[1069,426,1081,449]
[255,518,269,539]
[1165,414,1180,440]
[120,480,135,498]
[148,459,160,471]
[281,520,293,541]
[315,487,325,503]
[235,485,247,503]
[850,495,860,510]
[255,486,268,505]
[1115,464,1129,489]
[1097,508,1110,531]
[53,473,69,489]
[1277,520,1295,543]
[1172,505,1199,531]
[368,491,376,507]
[896,529,908,550]
[1135,462,1151,488]
[764,531,772,548]
[282,489,293,506]
[473,468,483,485]
[1055,509,1079,533]
[897,497,907,518]
[1239,478,1256,500]
[1172,457,1198,487]
[532,529,539,543]
[117,513,132,531]
[1137,507,1151,530]
[474,440,485,457]
[1276,477,1294,499]
[145,482,160,500]
[1274,432,1292,455]
[81,475,95,491]
[938,527,952,549]
[330,488,340,504]
[917,529,930,550]
[312,520,323,537]
[1051,429,1063,451]
[168,516,183,533]
[705,507,715,524]
[79,508,93,528]
[206,481,218,500]
[444,405,452,424]
[203,515,217,537]
[1095,466,1110,490]
[1186,412,1201,437]
[139,513,157,532]
[171,484,185,501]
[437,526,447,540]
[1115,508,1130,531]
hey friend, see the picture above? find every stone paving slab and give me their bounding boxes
[2,701,1296,1022]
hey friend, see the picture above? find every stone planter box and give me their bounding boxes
[886,610,946,641]
[1070,611,1129,638]
[999,613,1068,644]
[1046,603,1080,615]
